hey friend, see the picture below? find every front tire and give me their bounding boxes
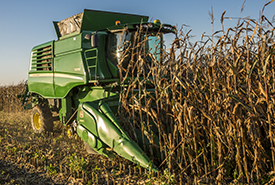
[31,105,53,133]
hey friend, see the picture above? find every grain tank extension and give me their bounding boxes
[18,9,176,171]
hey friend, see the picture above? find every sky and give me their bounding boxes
[0,0,274,85]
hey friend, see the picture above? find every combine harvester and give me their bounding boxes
[19,9,176,171]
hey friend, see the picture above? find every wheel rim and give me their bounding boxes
[33,113,41,130]
[67,129,72,138]
[66,127,78,139]
[66,127,73,138]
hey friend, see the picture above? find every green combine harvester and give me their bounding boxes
[19,9,176,171]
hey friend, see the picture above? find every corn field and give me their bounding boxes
[0,82,24,112]
[118,1,275,183]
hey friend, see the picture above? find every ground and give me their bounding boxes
[0,111,172,185]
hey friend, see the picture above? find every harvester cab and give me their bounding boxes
[20,9,176,171]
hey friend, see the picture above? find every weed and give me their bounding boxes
[94,165,99,172]
[45,164,57,176]
[33,152,39,159]
[111,169,118,177]
[66,153,87,173]
[161,169,175,184]
[12,147,18,154]
[145,168,175,185]
[41,155,46,162]
[23,143,29,149]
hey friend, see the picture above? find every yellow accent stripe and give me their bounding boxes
[29,73,83,80]
[29,73,53,77]
[54,73,83,80]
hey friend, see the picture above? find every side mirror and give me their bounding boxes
[91,33,99,48]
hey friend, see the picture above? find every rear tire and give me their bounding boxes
[31,105,53,133]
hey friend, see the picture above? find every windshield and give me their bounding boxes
[106,31,163,73]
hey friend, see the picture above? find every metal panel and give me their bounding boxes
[56,12,83,37]
[53,9,149,39]
[28,41,55,98]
